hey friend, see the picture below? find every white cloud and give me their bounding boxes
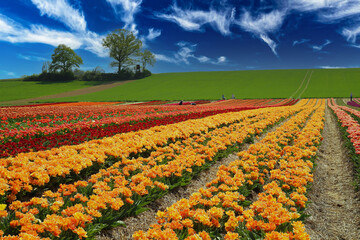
[342,25,360,43]
[146,28,161,41]
[312,39,331,51]
[106,0,142,35]
[234,10,285,56]
[236,10,285,35]
[154,53,177,63]
[82,32,108,57]
[156,5,235,35]
[260,34,278,56]
[31,0,86,32]
[217,56,227,63]
[293,39,310,46]
[320,66,346,69]
[0,14,108,57]
[0,23,83,49]
[198,56,210,63]
[155,41,227,65]
[0,70,16,77]
[17,54,48,62]
[289,0,360,44]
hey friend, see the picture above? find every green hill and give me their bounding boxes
[0,79,102,102]
[1,68,359,103]
[49,68,360,101]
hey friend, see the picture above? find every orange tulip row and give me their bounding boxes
[0,102,308,239]
[1,105,282,203]
[134,99,325,239]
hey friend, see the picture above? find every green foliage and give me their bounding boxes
[24,72,75,82]
[49,44,83,73]
[138,49,156,71]
[102,29,142,73]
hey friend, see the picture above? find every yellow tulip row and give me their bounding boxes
[0,104,289,203]
[0,102,309,239]
[134,99,325,239]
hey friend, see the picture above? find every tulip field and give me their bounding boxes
[1,98,360,239]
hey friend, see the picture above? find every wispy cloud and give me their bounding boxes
[289,1,360,44]
[30,0,87,32]
[106,0,142,35]
[156,5,235,35]
[0,70,15,76]
[17,54,48,62]
[155,41,228,65]
[342,25,360,43]
[312,39,331,51]
[217,56,227,64]
[293,38,310,46]
[146,28,161,41]
[0,14,108,57]
[320,66,345,69]
[235,10,286,56]
[154,53,178,63]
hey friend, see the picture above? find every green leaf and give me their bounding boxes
[135,207,149,215]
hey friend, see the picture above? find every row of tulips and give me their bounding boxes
[0,102,306,204]
[0,106,268,202]
[1,99,298,139]
[328,99,360,154]
[134,99,324,239]
[0,102,307,239]
[328,99,360,188]
[1,105,280,158]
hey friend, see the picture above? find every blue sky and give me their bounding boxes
[1,0,360,79]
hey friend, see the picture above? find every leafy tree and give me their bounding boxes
[102,29,142,74]
[41,61,51,73]
[139,50,156,71]
[49,44,83,73]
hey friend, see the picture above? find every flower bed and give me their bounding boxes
[328,99,360,188]
[0,99,300,158]
[134,99,324,239]
[0,102,308,239]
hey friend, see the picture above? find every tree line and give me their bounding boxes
[25,29,156,82]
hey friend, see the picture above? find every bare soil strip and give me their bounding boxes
[305,106,360,240]
[0,80,134,105]
[96,110,296,240]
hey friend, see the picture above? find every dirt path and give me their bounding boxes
[305,106,360,240]
[0,80,134,106]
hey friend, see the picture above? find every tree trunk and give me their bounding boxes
[118,62,121,74]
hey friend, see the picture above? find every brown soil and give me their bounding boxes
[0,80,134,106]
[305,106,360,240]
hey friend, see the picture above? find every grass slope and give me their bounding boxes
[2,68,359,103]
[0,79,103,102]
[51,69,308,101]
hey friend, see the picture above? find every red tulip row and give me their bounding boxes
[1,105,282,158]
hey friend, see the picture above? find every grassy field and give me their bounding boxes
[1,68,359,103]
[0,79,103,102]
[47,69,308,102]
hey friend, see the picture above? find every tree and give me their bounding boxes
[41,61,51,73]
[102,29,142,74]
[139,50,156,71]
[49,44,83,73]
